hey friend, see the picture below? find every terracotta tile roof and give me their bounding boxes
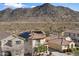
[30,33,46,40]
[46,36,73,48]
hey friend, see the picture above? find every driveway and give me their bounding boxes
[51,52,73,56]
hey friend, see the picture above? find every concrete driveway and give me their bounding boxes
[51,52,73,56]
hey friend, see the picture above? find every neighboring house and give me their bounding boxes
[63,29,79,41]
[46,35,75,52]
[63,29,79,46]
[0,32,24,56]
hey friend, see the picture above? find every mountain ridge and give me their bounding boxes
[0,3,79,22]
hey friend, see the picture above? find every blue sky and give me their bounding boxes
[0,3,79,11]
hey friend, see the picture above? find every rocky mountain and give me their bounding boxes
[0,3,79,22]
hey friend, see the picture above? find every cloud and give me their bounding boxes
[4,3,25,8]
[31,6,36,8]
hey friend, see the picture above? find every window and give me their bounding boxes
[71,44,73,48]
[35,40,40,46]
[70,33,75,37]
[77,34,79,37]
[68,45,69,49]
[65,32,71,37]
[78,40,79,42]
[16,41,21,44]
[0,41,1,46]
[5,40,12,47]
[68,33,71,36]
[73,33,75,37]
[37,40,40,45]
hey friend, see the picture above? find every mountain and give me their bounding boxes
[0,3,79,22]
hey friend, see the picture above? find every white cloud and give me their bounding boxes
[31,6,36,8]
[4,3,25,8]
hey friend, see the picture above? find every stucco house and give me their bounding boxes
[29,31,46,48]
[63,29,79,46]
[46,34,75,52]
[19,31,49,56]
[29,30,48,55]
[0,32,24,56]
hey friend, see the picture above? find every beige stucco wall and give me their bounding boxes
[32,39,46,48]
[40,39,46,45]
[1,35,24,56]
[62,42,75,50]
[12,37,24,56]
[62,46,68,50]
[69,42,75,48]
[1,35,14,51]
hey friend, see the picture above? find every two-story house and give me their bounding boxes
[29,30,48,55]
[63,29,79,46]
[0,32,24,56]
[29,31,46,48]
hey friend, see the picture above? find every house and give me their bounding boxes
[29,31,46,48]
[63,29,79,40]
[46,34,75,52]
[63,29,79,46]
[19,31,49,56]
[29,30,49,55]
[0,32,24,56]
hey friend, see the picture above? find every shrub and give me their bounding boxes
[34,45,47,53]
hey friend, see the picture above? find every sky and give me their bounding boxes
[0,3,79,11]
